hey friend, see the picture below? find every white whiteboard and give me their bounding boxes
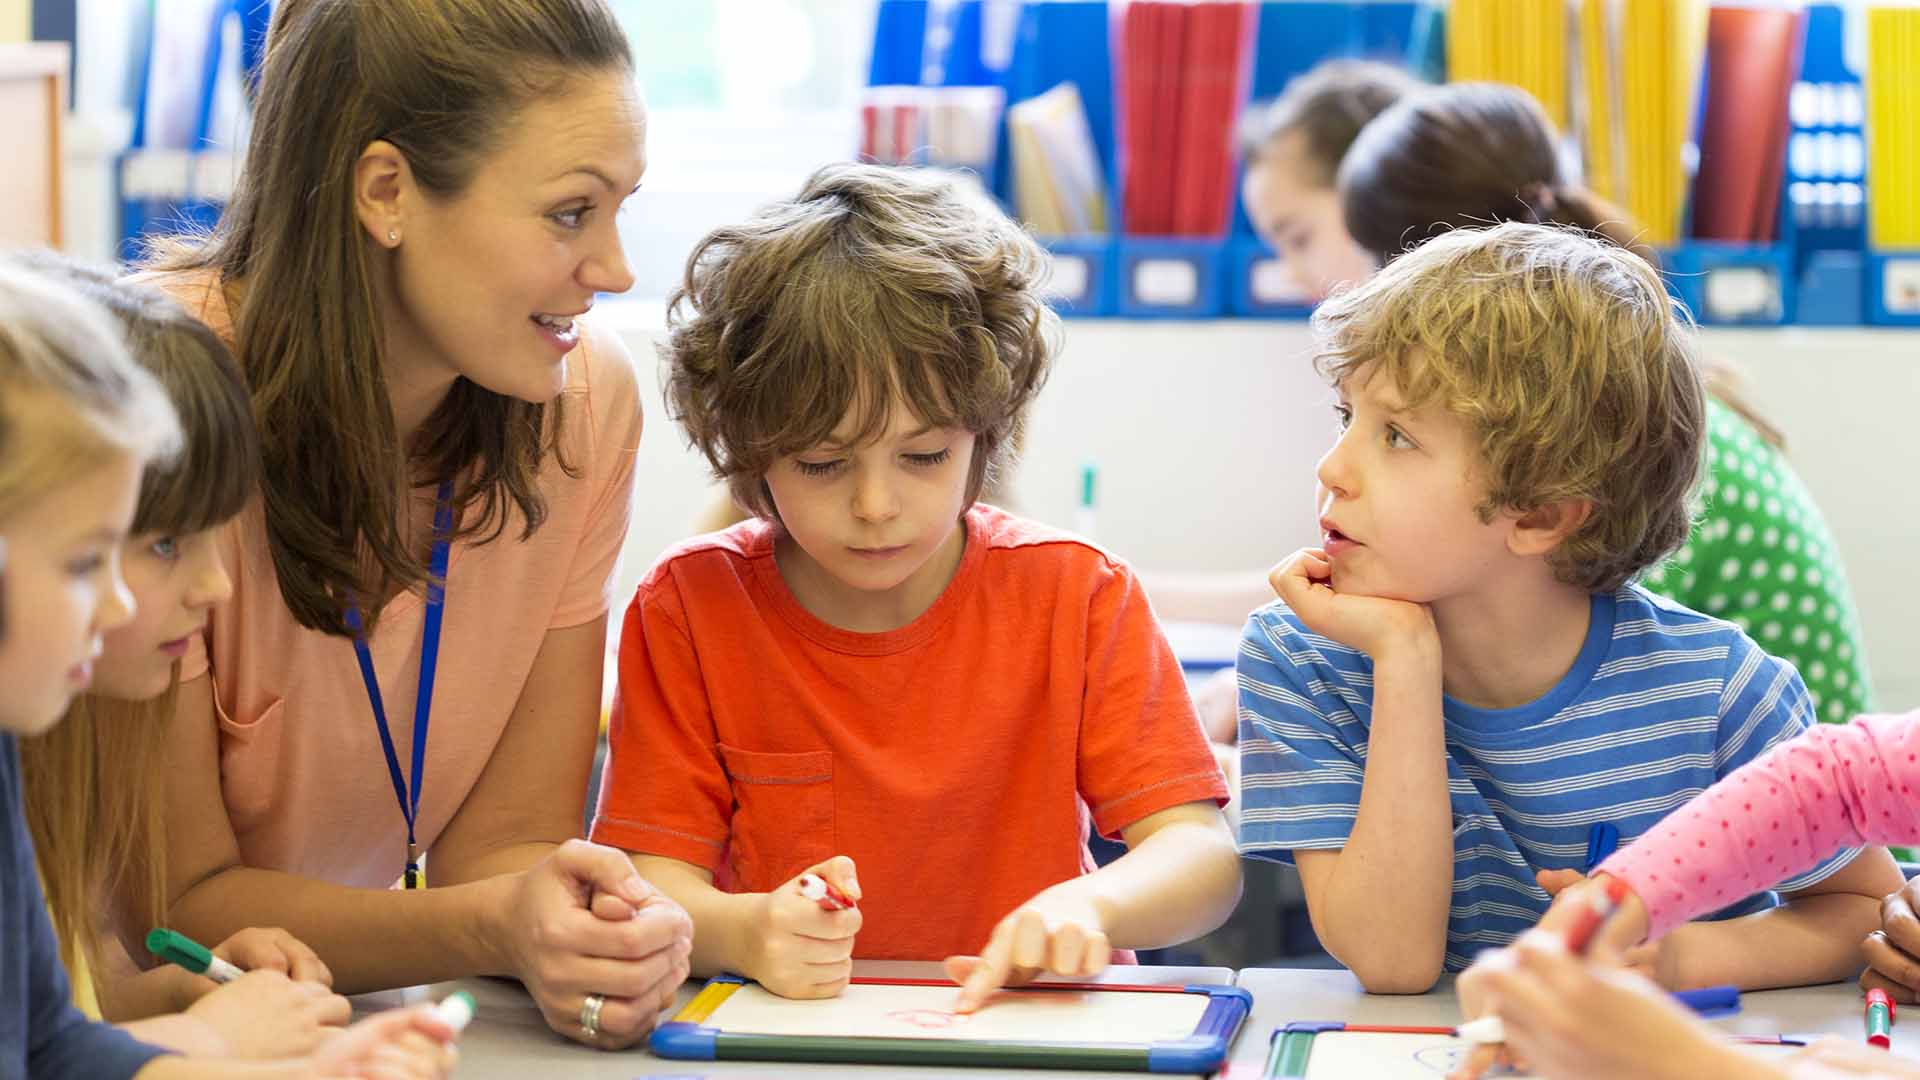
[1298,1031,1805,1078]
[702,982,1212,1044]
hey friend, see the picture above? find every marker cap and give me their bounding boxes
[433,990,476,1034]
[145,928,214,975]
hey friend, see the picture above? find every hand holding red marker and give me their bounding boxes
[745,859,864,999]
[1454,874,1635,1046]
[798,872,857,911]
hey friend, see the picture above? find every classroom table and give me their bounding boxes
[361,962,1920,1077]
[1228,967,1920,1073]
[365,960,1236,1079]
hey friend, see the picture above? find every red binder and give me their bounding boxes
[1693,7,1804,243]
[1119,1,1154,233]
[1119,1,1255,237]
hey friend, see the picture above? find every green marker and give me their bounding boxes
[1869,987,1895,1048]
[1073,461,1098,538]
[146,928,245,984]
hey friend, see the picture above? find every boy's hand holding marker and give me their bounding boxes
[947,886,1113,1014]
[747,857,863,1000]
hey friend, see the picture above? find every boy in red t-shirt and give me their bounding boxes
[591,163,1239,1010]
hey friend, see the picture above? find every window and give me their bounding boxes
[611,0,879,299]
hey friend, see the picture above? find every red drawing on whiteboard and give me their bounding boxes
[888,1008,969,1030]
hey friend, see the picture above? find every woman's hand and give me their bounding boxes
[497,839,693,1049]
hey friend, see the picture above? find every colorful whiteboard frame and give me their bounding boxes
[1262,1022,1807,1077]
[652,975,1251,1073]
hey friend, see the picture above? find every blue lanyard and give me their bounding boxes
[344,479,453,890]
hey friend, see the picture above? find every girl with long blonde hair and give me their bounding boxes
[19,255,350,1059]
[0,257,461,1080]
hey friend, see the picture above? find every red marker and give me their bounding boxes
[796,873,856,911]
[1868,988,1895,1048]
[1458,874,1639,1046]
[1559,873,1632,953]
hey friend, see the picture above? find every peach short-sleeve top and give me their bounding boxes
[153,271,642,888]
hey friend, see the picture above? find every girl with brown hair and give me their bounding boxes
[1238,59,1424,301]
[1334,81,1655,264]
[138,0,689,1049]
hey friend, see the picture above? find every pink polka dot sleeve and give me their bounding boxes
[1599,711,1920,941]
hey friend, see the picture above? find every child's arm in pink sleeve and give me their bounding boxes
[1601,711,1920,941]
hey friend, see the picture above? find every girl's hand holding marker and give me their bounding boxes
[1453,875,1639,1078]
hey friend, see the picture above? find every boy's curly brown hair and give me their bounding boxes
[663,162,1059,521]
[1313,221,1708,592]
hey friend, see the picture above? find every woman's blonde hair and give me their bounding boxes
[1312,222,1707,593]
[0,260,179,527]
[11,253,260,990]
[664,162,1057,521]
[147,0,632,635]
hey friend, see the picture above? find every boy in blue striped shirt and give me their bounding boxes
[1236,223,1901,994]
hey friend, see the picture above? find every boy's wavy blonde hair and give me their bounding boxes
[663,162,1058,522]
[1312,221,1706,592]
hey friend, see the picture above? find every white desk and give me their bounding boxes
[374,961,1235,1079]
[366,963,1919,1077]
[1229,967,1920,1073]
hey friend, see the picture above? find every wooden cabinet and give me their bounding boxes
[0,43,68,249]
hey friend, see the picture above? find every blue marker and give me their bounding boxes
[1585,822,1620,872]
[1672,985,1742,1019]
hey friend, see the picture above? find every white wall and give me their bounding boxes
[606,311,1920,712]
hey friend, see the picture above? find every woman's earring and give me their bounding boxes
[387,228,399,245]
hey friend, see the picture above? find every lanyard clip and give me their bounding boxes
[404,841,423,890]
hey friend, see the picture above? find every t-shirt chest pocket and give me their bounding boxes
[716,744,835,892]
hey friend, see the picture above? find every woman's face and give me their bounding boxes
[382,69,649,405]
[1242,131,1380,302]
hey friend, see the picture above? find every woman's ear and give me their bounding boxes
[1508,498,1594,558]
[354,139,414,249]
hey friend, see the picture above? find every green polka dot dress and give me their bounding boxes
[1642,397,1875,723]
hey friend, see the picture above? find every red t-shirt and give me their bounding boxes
[591,504,1228,961]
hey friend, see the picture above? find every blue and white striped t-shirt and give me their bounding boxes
[1236,585,1860,971]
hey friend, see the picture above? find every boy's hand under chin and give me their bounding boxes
[1269,548,1437,658]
